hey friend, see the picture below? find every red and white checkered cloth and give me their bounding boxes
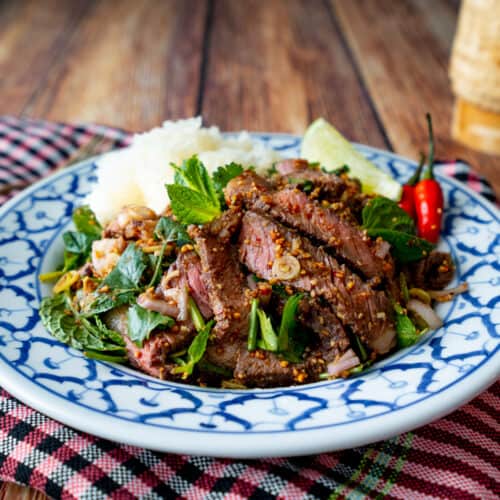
[0,116,498,499]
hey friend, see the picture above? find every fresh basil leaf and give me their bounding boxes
[171,156,219,207]
[167,184,221,224]
[72,205,102,238]
[365,228,434,263]
[212,163,244,194]
[154,217,191,246]
[172,319,214,376]
[278,293,302,352]
[256,309,278,352]
[103,243,147,290]
[127,304,174,347]
[362,196,416,234]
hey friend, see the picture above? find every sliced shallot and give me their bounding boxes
[407,299,443,330]
[137,293,178,317]
[327,349,360,377]
[428,282,468,302]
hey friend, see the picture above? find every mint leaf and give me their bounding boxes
[82,290,136,316]
[127,304,174,347]
[154,217,191,246]
[103,243,147,290]
[171,156,219,207]
[212,163,244,193]
[167,184,221,224]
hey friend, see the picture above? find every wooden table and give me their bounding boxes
[0,0,497,498]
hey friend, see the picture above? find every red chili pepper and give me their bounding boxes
[398,153,425,219]
[414,114,444,244]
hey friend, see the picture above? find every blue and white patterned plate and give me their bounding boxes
[0,134,498,458]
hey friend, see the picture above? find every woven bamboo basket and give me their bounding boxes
[449,0,500,154]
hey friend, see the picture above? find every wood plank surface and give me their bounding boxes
[0,0,90,115]
[24,0,208,131]
[202,0,387,147]
[332,0,500,195]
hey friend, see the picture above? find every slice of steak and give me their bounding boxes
[205,339,243,371]
[239,211,395,353]
[226,170,393,280]
[407,251,455,290]
[205,208,242,243]
[234,348,308,387]
[275,159,355,199]
[272,187,393,280]
[155,250,212,320]
[104,305,194,380]
[189,222,251,342]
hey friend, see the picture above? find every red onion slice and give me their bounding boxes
[137,293,178,317]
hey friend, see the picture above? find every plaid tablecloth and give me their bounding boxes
[0,116,498,499]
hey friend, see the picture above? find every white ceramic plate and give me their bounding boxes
[0,134,498,458]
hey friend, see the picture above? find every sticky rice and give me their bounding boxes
[86,117,281,224]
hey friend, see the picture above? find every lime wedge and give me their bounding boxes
[301,118,402,200]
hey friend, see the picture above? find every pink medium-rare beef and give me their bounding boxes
[271,187,394,280]
[189,221,251,342]
[225,170,393,280]
[239,211,395,353]
[104,306,194,379]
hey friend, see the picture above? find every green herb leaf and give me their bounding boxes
[362,196,416,234]
[394,303,419,348]
[365,228,434,263]
[362,196,434,263]
[171,156,219,206]
[127,304,174,347]
[256,309,278,352]
[83,290,136,316]
[154,217,191,246]
[212,162,244,194]
[278,293,302,351]
[72,205,102,238]
[39,294,127,359]
[103,243,147,290]
[63,231,95,256]
[172,319,214,376]
[167,184,221,225]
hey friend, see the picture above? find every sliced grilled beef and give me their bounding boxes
[104,306,194,379]
[234,348,308,387]
[205,208,242,243]
[275,159,354,199]
[189,222,251,342]
[408,251,455,290]
[239,211,395,353]
[226,170,393,280]
[205,340,243,371]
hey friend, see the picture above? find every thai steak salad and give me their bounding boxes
[40,117,466,388]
